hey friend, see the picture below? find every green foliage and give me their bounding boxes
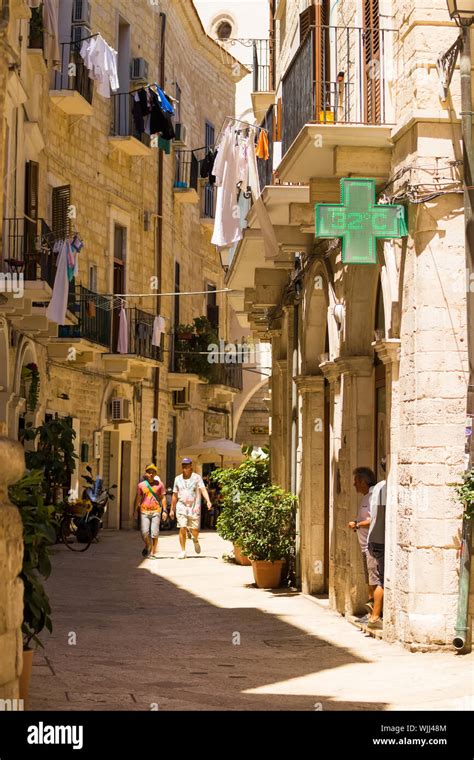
[214,452,271,542]
[237,486,297,562]
[452,468,474,520]
[21,415,77,504]
[175,316,219,381]
[9,471,56,650]
[21,363,40,412]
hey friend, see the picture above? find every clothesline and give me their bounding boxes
[115,288,237,297]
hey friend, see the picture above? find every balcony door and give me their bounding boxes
[363,0,382,124]
[113,225,126,352]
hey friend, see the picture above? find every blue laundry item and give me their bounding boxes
[156,86,175,115]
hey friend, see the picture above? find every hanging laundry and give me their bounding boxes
[200,148,218,185]
[80,35,119,98]
[158,136,171,154]
[46,239,70,325]
[256,129,270,160]
[155,86,175,115]
[152,315,166,347]
[211,128,249,248]
[131,88,175,140]
[117,306,129,354]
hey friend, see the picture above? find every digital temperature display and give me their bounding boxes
[315,178,408,264]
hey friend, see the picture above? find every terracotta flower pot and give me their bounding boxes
[252,559,284,589]
[19,649,34,709]
[233,543,252,566]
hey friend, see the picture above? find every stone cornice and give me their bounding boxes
[372,339,401,365]
[294,374,324,394]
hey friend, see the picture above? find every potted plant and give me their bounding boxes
[215,450,270,565]
[28,5,44,50]
[21,363,40,413]
[9,471,56,707]
[21,414,77,506]
[238,486,297,589]
[175,322,195,341]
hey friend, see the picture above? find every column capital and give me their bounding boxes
[371,339,401,365]
[267,329,282,338]
[275,359,288,372]
[336,355,373,377]
[319,360,340,384]
[294,374,324,394]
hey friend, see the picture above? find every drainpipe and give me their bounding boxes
[152,11,166,464]
[453,24,474,652]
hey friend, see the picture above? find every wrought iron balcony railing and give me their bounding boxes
[281,25,395,155]
[174,150,199,192]
[59,286,112,348]
[111,92,150,144]
[59,289,162,361]
[52,41,94,104]
[169,333,244,390]
[1,218,56,287]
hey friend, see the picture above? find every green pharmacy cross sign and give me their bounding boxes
[315,178,408,264]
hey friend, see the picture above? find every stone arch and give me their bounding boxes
[9,337,40,439]
[13,337,38,397]
[302,261,339,373]
[233,374,270,440]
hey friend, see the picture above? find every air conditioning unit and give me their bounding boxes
[109,397,131,422]
[173,123,187,146]
[130,58,149,82]
[71,24,91,45]
[72,0,91,25]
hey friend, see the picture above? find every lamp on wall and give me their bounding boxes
[446,0,474,25]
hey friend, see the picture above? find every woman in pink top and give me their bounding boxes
[133,464,167,558]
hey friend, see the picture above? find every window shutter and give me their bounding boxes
[24,161,39,223]
[314,0,330,120]
[363,0,381,124]
[52,185,71,239]
[299,4,315,44]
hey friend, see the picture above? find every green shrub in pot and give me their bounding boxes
[215,451,270,547]
[237,486,297,563]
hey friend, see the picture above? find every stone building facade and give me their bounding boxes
[0,0,242,692]
[227,0,474,649]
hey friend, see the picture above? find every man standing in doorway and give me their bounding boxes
[134,464,167,558]
[349,467,377,611]
[170,458,212,559]
[366,459,387,631]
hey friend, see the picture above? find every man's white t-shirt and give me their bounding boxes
[173,473,205,517]
[356,487,373,552]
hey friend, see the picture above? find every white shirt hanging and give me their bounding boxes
[212,128,248,248]
[152,315,166,347]
[46,239,70,325]
[117,306,129,354]
[80,35,119,98]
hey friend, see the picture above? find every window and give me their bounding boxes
[217,20,232,40]
[203,122,216,219]
[52,185,71,240]
[114,225,126,262]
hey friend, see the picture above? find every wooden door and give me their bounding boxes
[113,225,126,352]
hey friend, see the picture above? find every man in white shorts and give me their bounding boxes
[170,458,212,559]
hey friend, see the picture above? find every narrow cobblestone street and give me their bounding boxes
[30,530,472,712]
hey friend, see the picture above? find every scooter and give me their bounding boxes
[61,466,116,551]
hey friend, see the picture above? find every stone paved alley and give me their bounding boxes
[30,531,473,712]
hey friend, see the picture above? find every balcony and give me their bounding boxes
[51,287,162,374]
[169,332,244,396]
[0,218,70,333]
[109,93,153,157]
[50,42,94,116]
[174,151,199,203]
[201,182,216,223]
[251,38,275,121]
[278,25,396,183]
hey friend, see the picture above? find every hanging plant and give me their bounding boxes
[21,363,40,413]
[451,468,474,521]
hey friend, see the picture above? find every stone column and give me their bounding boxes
[320,360,343,611]
[0,438,25,699]
[372,339,401,644]
[295,375,325,594]
[274,359,289,489]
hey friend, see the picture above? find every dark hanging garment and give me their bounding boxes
[200,149,218,185]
